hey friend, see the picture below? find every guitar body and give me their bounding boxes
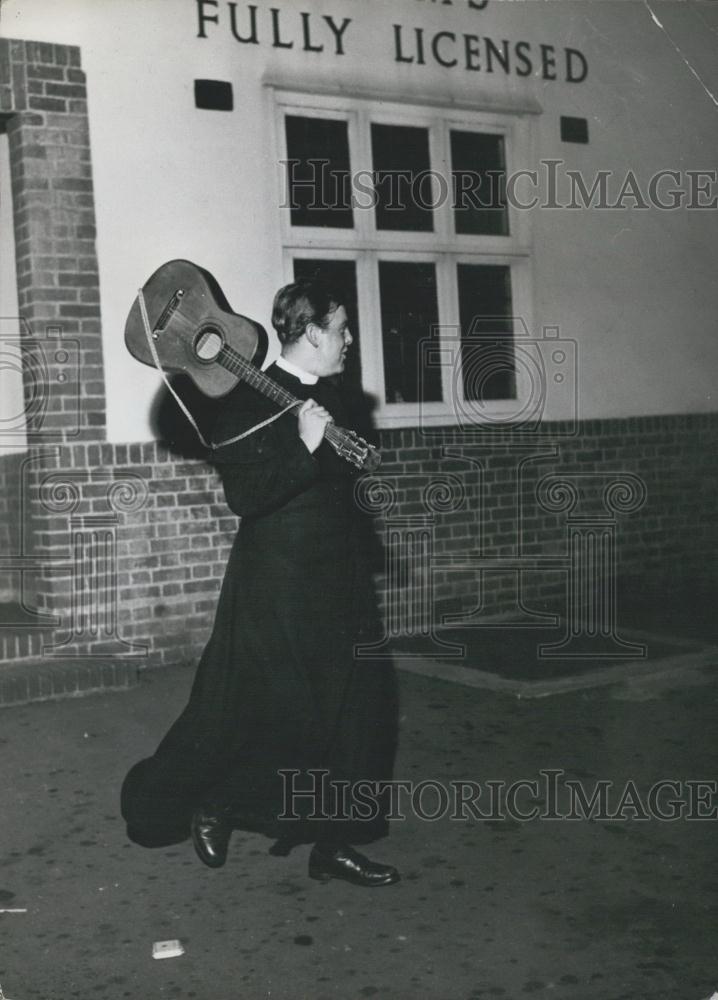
[124,259,267,398]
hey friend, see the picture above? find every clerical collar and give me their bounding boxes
[275,354,318,385]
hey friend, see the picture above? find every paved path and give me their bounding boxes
[0,660,716,1000]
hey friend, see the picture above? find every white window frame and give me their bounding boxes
[269,88,535,430]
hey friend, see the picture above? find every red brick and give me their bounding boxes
[28,96,66,112]
[46,83,86,99]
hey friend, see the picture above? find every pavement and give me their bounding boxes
[1,627,717,1000]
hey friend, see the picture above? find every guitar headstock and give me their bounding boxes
[339,430,382,472]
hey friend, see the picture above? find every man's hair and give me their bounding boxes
[272,278,341,345]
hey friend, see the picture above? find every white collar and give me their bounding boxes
[276,354,318,385]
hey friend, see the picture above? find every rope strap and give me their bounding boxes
[211,399,299,450]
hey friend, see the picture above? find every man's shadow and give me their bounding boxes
[149,375,221,460]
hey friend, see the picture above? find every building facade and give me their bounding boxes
[0,0,716,682]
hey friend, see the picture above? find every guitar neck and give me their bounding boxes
[219,344,299,411]
[217,344,349,451]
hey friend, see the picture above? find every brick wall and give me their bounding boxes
[0,37,106,631]
[0,411,714,669]
[2,441,235,666]
[373,413,717,620]
[1,38,105,441]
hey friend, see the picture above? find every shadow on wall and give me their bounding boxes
[149,376,220,460]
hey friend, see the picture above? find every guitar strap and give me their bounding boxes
[210,399,299,451]
[136,288,298,451]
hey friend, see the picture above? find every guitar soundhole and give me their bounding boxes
[195,326,223,362]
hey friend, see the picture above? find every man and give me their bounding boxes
[121,278,399,887]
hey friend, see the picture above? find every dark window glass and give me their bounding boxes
[371,123,434,233]
[451,131,508,236]
[292,258,362,392]
[457,264,515,401]
[284,116,353,228]
[379,261,441,403]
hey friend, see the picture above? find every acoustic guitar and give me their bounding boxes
[124,259,380,472]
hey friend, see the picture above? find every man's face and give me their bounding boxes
[312,305,353,377]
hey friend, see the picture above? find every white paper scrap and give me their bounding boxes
[152,940,185,960]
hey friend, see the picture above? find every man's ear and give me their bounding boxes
[305,323,321,349]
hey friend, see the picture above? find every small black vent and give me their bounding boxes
[194,79,234,112]
[560,116,589,144]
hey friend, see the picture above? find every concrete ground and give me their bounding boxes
[1,638,717,1000]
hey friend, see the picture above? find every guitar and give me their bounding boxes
[124,260,381,472]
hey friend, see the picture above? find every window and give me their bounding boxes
[379,261,440,403]
[273,91,533,428]
[284,115,353,228]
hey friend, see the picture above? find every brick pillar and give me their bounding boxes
[0,452,23,601]
[0,39,107,650]
[0,38,105,441]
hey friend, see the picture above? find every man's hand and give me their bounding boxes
[298,398,332,454]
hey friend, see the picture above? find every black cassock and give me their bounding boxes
[121,365,397,848]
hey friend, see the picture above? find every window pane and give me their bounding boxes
[292,258,362,391]
[457,264,515,401]
[371,123,434,233]
[285,116,353,228]
[379,261,441,403]
[451,131,508,236]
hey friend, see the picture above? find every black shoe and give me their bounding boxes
[190,807,232,868]
[308,843,400,887]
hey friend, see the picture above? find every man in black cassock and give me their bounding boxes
[121,278,399,887]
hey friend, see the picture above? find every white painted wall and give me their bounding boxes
[0,131,25,456]
[2,0,717,439]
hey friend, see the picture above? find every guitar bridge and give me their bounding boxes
[153,288,185,335]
